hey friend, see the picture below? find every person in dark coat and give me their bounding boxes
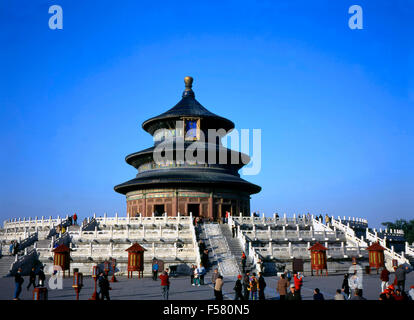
[27,267,36,290]
[14,268,24,300]
[258,272,266,300]
[38,267,46,287]
[286,284,301,300]
[313,288,324,300]
[98,272,110,300]
[234,274,244,300]
[395,265,409,292]
[243,273,250,300]
[342,273,350,299]
[13,242,20,256]
[232,225,236,238]
[241,252,246,273]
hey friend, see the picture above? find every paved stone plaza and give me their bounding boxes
[1,272,413,300]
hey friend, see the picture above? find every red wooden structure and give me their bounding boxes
[126,243,146,278]
[72,271,83,300]
[52,244,71,277]
[365,242,385,273]
[309,242,328,276]
[89,265,99,300]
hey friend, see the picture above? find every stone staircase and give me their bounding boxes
[0,255,15,277]
[219,224,255,273]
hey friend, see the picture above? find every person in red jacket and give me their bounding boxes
[293,272,303,294]
[159,271,170,300]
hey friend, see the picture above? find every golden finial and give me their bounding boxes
[184,76,193,91]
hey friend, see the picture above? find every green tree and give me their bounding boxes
[381,219,414,244]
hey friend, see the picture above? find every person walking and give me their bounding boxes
[9,241,14,255]
[73,213,78,225]
[241,252,246,273]
[313,288,324,300]
[214,275,224,301]
[159,270,170,300]
[232,225,236,238]
[13,268,24,300]
[234,275,244,300]
[277,274,289,300]
[342,273,350,299]
[286,284,301,300]
[395,265,409,292]
[380,267,390,293]
[27,267,36,290]
[13,241,19,256]
[38,267,46,287]
[152,260,159,281]
[243,273,250,300]
[258,272,266,300]
[98,272,110,300]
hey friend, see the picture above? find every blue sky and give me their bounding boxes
[0,0,413,228]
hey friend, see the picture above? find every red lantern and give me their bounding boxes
[33,287,48,300]
[308,242,328,276]
[89,265,99,300]
[52,244,71,278]
[110,258,118,283]
[125,242,146,278]
[72,271,83,300]
[365,242,385,274]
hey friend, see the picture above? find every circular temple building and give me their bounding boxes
[114,77,261,219]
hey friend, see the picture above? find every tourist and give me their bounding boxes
[380,267,390,293]
[98,272,110,300]
[225,211,229,224]
[197,263,206,285]
[243,272,250,300]
[152,259,159,281]
[190,264,196,285]
[394,288,408,301]
[395,265,409,292]
[286,284,301,300]
[27,267,36,290]
[256,259,263,274]
[408,285,414,300]
[275,213,279,220]
[201,249,209,268]
[192,267,199,286]
[13,268,24,300]
[68,215,73,226]
[313,288,324,300]
[9,241,14,255]
[277,274,289,300]
[211,268,219,286]
[234,275,244,300]
[13,241,19,256]
[214,275,224,301]
[318,214,323,221]
[349,271,362,297]
[293,272,303,295]
[232,224,236,238]
[38,267,46,287]
[285,269,292,282]
[241,252,246,273]
[159,270,170,300]
[334,289,345,300]
[350,288,366,300]
[249,273,258,300]
[258,272,266,300]
[342,273,350,299]
[198,240,206,255]
[73,213,78,225]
